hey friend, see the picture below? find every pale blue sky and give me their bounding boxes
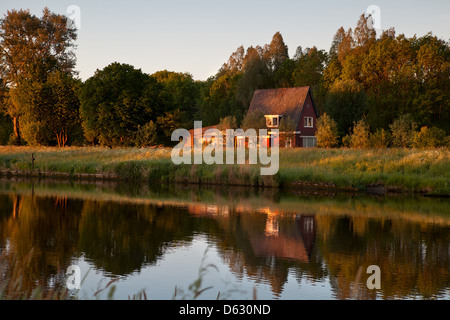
[2,0,449,81]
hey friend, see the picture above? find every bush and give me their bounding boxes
[349,119,370,148]
[134,121,158,147]
[412,126,448,148]
[390,114,417,148]
[342,134,352,148]
[316,113,339,148]
[370,128,391,148]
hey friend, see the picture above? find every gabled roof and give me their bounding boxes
[247,87,315,125]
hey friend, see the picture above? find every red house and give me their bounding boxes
[247,86,318,147]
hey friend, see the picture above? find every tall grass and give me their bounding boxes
[0,146,448,195]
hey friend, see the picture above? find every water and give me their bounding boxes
[0,179,448,300]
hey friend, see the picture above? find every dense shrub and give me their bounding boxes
[370,128,391,148]
[390,114,417,148]
[349,119,370,148]
[412,126,448,148]
[316,113,339,148]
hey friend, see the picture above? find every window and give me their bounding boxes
[265,115,280,128]
[285,138,292,148]
[302,137,317,148]
[304,117,313,128]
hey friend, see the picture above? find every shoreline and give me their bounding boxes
[0,146,448,197]
[0,168,447,198]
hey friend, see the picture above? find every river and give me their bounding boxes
[0,179,448,300]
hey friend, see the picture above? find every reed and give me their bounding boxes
[0,146,448,195]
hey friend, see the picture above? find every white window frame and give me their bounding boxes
[265,115,281,128]
[304,117,313,128]
[302,136,317,148]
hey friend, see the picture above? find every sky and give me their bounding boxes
[1,0,449,81]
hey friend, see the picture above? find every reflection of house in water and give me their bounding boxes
[251,212,316,263]
[186,203,317,263]
[187,203,230,217]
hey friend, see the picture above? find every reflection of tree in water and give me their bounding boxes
[318,215,450,299]
[0,193,83,297]
[0,188,449,300]
[78,200,211,275]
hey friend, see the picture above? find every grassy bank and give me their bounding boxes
[0,146,448,195]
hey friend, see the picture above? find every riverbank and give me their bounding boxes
[0,146,448,196]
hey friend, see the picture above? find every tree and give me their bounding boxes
[152,70,202,117]
[79,63,167,146]
[292,47,328,88]
[413,36,450,131]
[316,113,339,148]
[156,109,187,145]
[200,73,242,126]
[353,14,377,48]
[278,116,296,147]
[389,114,418,148]
[349,119,370,149]
[412,126,448,149]
[0,8,77,144]
[241,110,266,131]
[265,32,289,73]
[10,71,81,147]
[323,79,367,138]
[217,116,237,131]
[370,128,391,148]
[236,46,271,109]
[134,121,158,147]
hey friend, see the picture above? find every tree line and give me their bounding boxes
[0,8,449,147]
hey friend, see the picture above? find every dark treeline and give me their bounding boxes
[0,8,449,147]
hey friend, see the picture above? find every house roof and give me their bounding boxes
[247,87,314,125]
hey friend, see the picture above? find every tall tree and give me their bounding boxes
[0,8,77,143]
[353,14,377,48]
[265,32,289,73]
[79,63,167,146]
[9,71,81,146]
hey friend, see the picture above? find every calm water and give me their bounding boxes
[0,179,448,300]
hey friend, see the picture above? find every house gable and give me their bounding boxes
[247,86,318,130]
[247,87,319,147]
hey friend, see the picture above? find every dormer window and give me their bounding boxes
[265,115,281,128]
[304,117,313,128]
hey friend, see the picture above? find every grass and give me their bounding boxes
[0,146,448,195]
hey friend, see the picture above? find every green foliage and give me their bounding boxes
[390,114,418,148]
[135,121,158,147]
[323,79,367,138]
[0,8,77,144]
[412,126,448,149]
[241,110,266,131]
[2,9,449,149]
[342,134,352,148]
[156,110,188,145]
[0,113,12,145]
[349,119,370,149]
[217,116,238,131]
[152,70,202,116]
[316,113,339,148]
[79,63,167,146]
[370,128,391,149]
